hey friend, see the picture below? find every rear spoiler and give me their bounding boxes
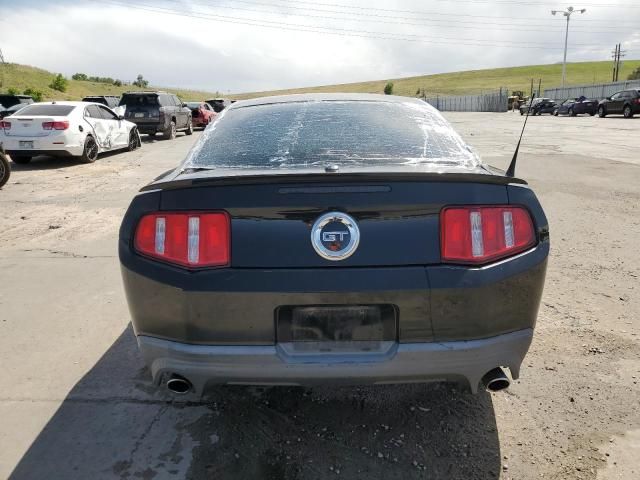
[141,170,528,192]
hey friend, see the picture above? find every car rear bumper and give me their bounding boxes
[138,328,533,394]
[2,137,83,157]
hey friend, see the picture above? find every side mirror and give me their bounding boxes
[182,103,188,108]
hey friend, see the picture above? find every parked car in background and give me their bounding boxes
[185,102,216,129]
[597,89,640,118]
[0,101,140,164]
[82,95,120,108]
[0,94,34,109]
[0,103,29,120]
[520,98,557,115]
[119,93,549,396]
[119,92,192,139]
[0,142,9,188]
[205,98,231,113]
[554,97,598,116]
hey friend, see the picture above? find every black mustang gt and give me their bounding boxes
[119,94,549,395]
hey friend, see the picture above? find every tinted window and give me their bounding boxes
[13,104,75,116]
[0,95,32,108]
[184,101,478,170]
[86,105,102,118]
[119,94,159,107]
[83,97,107,106]
[98,106,118,120]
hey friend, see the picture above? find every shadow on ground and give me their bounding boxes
[10,327,501,480]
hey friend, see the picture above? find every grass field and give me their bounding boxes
[0,63,218,101]
[232,60,640,99]
[1,60,639,102]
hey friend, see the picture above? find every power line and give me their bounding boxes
[204,0,640,25]
[98,0,614,50]
[181,0,630,33]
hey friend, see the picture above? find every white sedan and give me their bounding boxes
[0,101,140,164]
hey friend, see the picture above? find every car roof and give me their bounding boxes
[229,93,427,109]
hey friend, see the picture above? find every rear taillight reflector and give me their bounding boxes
[0,121,10,131]
[134,212,230,268]
[441,206,535,264]
[42,121,69,130]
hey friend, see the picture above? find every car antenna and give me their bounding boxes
[506,93,535,177]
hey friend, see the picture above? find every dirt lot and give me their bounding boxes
[0,113,638,480]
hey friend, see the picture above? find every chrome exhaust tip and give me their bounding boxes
[166,375,192,394]
[482,367,511,392]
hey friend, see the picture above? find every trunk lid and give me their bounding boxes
[155,172,513,268]
[4,116,59,137]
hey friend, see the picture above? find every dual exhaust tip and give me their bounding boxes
[166,375,192,394]
[164,368,511,395]
[482,367,511,392]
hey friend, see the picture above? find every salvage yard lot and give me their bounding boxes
[0,113,638,479]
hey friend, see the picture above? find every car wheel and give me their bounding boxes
[0,152,10,188]
[598,106,606,118]
[520,110,524,116]
[553,109,559,116]
[623,105,634,118]
[185,119,193,136]
[128,128,140,151]
[11,155,32,164]
[163,121,177,140]
[569,108,576,117]
[79,136,99,163]
[589,111,596,116]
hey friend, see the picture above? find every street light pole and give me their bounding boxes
[551,6,586,88]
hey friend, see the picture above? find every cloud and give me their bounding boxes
[1,0,638,93]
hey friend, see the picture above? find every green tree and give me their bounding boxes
[383,82,394,95]
[133,74,149,88]
[113,79,123,87]
[49,73,68,92]
[72,73,88,81]
[23,88,43,102]
[7,87,18,95]
[628,66,640,80]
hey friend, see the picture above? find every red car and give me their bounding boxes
[185,102,216,129]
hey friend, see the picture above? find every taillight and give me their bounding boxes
[0,121,10,131]
[441,206,535,264]
[42,121,69,130]
[134,212,230,268]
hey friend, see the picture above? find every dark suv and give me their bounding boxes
[82,95,120,108]
[0,94,33,109]
[205,98,231,113]
[119,92,192,139]
[598,89,640,118]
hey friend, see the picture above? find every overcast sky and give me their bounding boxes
[1,0,639,93]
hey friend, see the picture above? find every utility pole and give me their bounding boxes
[0,48,5,89]
[551,7,586,88]
[611,43,626,82]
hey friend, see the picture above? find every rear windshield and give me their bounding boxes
[13,105,75,116]
[186,102,201,109]
[119,94,158,107]
[184,100,478,170]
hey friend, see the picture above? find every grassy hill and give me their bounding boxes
[0,63,218,101]
[232,60,640,99]
[1,60,638,102]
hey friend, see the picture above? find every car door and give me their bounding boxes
[84,105,111,149]
[173,95,188,128]
[98,105,128,148]
[608,92,624,114]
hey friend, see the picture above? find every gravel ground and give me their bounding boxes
[0,112,638,480]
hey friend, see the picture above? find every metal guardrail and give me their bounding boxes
[544,80,640,100]
[424,88,509,112]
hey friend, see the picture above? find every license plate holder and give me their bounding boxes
[134,113,145,118]
[19,141,33,149]
[277,304,396,346]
